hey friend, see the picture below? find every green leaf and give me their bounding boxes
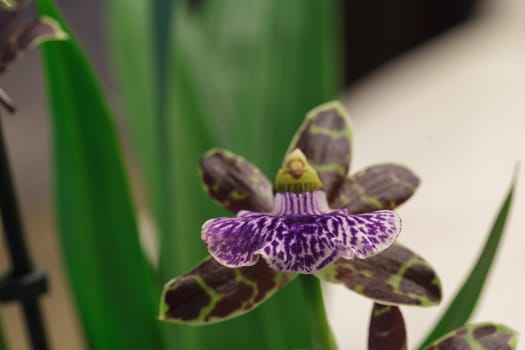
[108,0,341,349]
[36,1,163,349]
[331,164,420,213]
[286,101,352,202]
[423,323,518,350]
[299,275,338,350]
[418,172,517,349]
[368,303,407,350]
[160,257,295,325]
[316,243,442,306]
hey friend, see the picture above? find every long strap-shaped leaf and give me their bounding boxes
[36,1,163,349]
[107,1,340,349]
[418,171,517,349]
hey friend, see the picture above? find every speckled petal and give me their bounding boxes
[368,303,407,350]
[331,164,420,214]
[287,101,352,202]
[424,323,518,350]
[202,191,401,274]
[160,256,295,325]
[316,243,442,306]
[200,148,274,213]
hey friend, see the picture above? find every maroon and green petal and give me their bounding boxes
[1,3,67,74]
[330,164,419,214]
[424,323,518,350]
[159,256,295,325]
[286,101,352,202]
[368,303,407,350]
[200,148,274,213]
[315,243,441,306]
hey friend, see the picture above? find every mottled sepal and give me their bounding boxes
[331,164,419,214]
[368,303,407,350]
[316,243,441,306]
[424,323,518,350]
[0,3,67,74]
[287,101,352,202]
[200,148,274,213]
[160,257,295,325]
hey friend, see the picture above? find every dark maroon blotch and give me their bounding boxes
[206,282,254,320]
[164,278,211,321]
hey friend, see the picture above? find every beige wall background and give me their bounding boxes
[329,1,525,347]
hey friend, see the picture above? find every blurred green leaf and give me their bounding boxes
[108,0,340,348]
[418,172,517,349]
[36,0,164,349]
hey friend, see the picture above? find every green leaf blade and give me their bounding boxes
[36,1,163,349]
[419,174,517,349]
[108,0,341,349]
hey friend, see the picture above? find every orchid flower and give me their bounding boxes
[160,101,441,329]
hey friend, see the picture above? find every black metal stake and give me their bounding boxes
[0,113,49,350]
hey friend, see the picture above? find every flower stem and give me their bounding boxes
[299,274,338,350]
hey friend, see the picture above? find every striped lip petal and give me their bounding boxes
[202,191,401,274]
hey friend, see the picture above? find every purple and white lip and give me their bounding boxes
[202,190,401,274]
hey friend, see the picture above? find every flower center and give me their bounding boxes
[273,149,323,193]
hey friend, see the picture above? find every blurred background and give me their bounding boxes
[1,0,524,348]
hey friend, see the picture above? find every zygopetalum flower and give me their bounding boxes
[160,101,442,325]
[203,148,401,274]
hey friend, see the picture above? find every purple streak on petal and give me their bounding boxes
[202,191,401,274]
